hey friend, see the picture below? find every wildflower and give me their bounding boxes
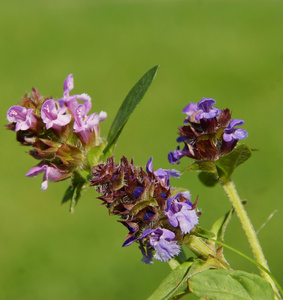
[90,156,199,264]
[223,119,248,144]
[41,99,72,130]
[59,73,91,114]
[73,103,107,146]
[146,157,180,188]
[26,164,70,191]
[169,98,248,163]
[138,228,181,263]
[6,74,107,191]
[7,105,37,131]
[183,98,221,122]
[164,193,198,234]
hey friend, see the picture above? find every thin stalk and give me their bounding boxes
[221,179,281,299]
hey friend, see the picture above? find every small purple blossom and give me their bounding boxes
[164,193,199,234]
[7,105,37,131]
[183,98,221,122]
[223,119,248,143]
[41,99,72,130]
[168,146,184,165]
[63,74,74,97]
[26,164,68,191]
[146,157,180,187]
[73,103,107,144]
[133,186,144,199]
[139,228,180,262]
[59,74,92,113]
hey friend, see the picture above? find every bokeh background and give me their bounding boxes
[1,0,283,299]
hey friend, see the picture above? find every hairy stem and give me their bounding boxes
[221,179,281,299]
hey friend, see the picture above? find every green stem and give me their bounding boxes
[221,179,281,299]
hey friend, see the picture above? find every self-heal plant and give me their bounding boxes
[6,67,282,300]
[164,97,281,300]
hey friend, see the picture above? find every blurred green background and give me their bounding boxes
[1,0,283,299]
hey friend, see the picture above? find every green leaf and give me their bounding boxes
[182,144,253,186]
[182,161,219,187]
[61,171,89,213]
[147,260,193,300]
[210,208,234,244]
[216,144,252,182]
[198,171,219,186]
[181,161,217,174]
[188,269,274,300]
[148,256,227,300]
[103,65,159,155]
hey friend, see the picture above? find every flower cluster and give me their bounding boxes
[90,156,199,264]
[168,98,248,164]
[6,74,107,190]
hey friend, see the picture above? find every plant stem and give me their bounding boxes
[221,179,281,299]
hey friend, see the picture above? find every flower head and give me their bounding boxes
[169,98,248,163]
[6,74,107,191]
[90,156,199,264]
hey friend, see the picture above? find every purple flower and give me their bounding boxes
[41,99,72,130]
[168,146,185,165]
[133,186,144,199]
[183,98,221,122]
[139,228,180,262]
[7,105,37,131]
[63,74,74,97]
[164,193,198,234]
[73,103,107,145]
[223,119,248,143]
[26,164,68,191]
[146,157,180,187]
[59,74,92,114]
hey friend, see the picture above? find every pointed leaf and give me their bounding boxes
[148,256,227,300]
[103,65,159,154]
[188,269,274,300]
[182,161,219,187]
[216,144,252,182]
[147,260,193,300]
[210,208,234,244]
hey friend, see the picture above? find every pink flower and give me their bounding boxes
[59,74,91,114]
[73,103,107,145]
[41,99,72,130]
[26,164,69,191]
[7,105,37,131]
